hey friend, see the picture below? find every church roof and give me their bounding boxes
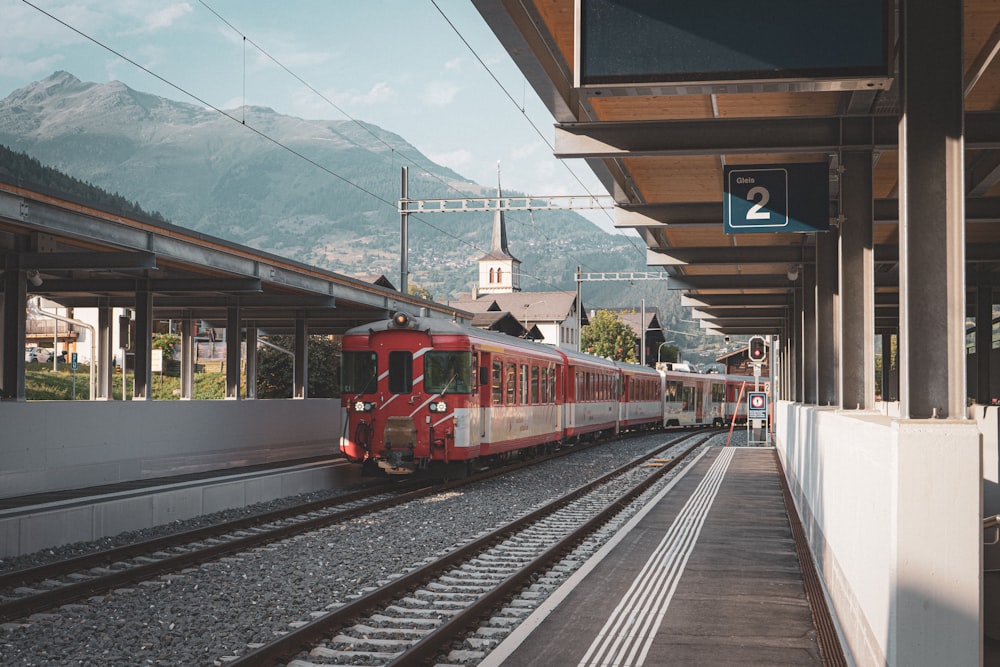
[450,292,583,324]
[477,182,519,263]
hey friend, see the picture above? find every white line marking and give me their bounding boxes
[579,447,735,667]
[478,447,711,667]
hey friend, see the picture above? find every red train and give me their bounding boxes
[339,313,767,475]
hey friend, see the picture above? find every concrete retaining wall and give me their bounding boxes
[0,399,343,498]
[775,401,982,667]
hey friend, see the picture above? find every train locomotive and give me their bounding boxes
[339,313,767,475]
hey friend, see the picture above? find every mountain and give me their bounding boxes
[0,71,689,328]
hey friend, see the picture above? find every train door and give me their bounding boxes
[553,362,563,435]
[478,351,491,442]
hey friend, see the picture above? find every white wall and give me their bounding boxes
[776,402,981,667]
[0,399,341,498]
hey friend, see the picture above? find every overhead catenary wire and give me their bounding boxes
[428,0,645,258]
[197,0,627,279]
[201,0,635,273]
[18,0,517,282]
[20,0,624,295]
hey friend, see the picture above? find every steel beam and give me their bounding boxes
[554,112,1000,158]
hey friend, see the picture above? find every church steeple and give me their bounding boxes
[477,164,521,294]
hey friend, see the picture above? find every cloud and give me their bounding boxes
[443,57,464,72]
[510,141,544,160]
[344,82,395,107]
[287,82,394,120]
[142,4,193,32]
[427,148,475,172]
[422,80,460,108]
[0,54,66,80]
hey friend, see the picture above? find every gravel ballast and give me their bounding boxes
[0,430,747,666]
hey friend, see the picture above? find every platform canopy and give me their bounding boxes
[0,179,462,335]
[473,0,1000,336]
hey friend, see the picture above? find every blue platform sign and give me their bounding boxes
[747,392,768,420]
[724,163,829,234]
[71,352,78,371]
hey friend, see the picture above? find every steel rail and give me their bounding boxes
[0,427,659,623]
[228,431,712,666]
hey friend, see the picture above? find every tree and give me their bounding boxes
[408,284,433,300]
[581,310,638,363]
[256,335,341,398]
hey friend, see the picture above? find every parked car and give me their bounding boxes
[25,346,52,363]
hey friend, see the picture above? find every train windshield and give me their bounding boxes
[342,351,378,394]
[424,351,473,395]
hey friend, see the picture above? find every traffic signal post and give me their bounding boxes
[747,336,769,445]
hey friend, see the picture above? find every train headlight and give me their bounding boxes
[428,400,447,413]
[354,400,375,412]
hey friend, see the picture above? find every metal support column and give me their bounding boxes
[293,315,308,399]
[840,150,875,410]
[793,278,804,402]
[180,315,194,400]
[1,260,27,401]
[898,0,966,420]
[133,287,152,400]
[976,283,993,404]
[245,321,257,400]
[226,304,241,399]
[816,229,839,406]
[97,301,112,399]
[803,262,817,405]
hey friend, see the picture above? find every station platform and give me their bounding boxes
[0,456,358,559]
[483,446,841,666]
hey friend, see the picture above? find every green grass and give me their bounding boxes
[25,365,234,400]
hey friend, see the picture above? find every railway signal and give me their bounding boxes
[748,336,767,364]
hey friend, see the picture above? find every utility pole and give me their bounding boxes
[400,166,409,295]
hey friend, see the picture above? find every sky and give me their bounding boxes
[0,0,618,232]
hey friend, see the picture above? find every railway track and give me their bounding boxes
[226,431,713,666]
[0,429,662,624]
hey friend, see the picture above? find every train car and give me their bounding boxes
[560,348,622,443]
[339,313,763,475]
[339,313,564,474]
[617,360,665,432]
[660,364,726,428]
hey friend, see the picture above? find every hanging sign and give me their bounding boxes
[724,163,829,234]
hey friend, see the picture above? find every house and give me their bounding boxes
[448,183,585,349]
[610,308,667,367]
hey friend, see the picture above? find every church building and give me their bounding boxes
[450,182,585,350]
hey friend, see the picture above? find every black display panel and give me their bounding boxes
[578,0,891,89]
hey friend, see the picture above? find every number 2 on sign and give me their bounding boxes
[746,186,770,220]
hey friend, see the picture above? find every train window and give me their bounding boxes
[342,351,378,394]
[530,366,540,404]
[388,351,413,394]
[712,382,726,403]
[492,362,503,405]
[506,362,517,405]
[683,385,696,411]
[665,380,682,403]
[520,364,529,404]
[425,351,473,394]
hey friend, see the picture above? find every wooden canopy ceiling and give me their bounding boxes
[475,0,1000,335]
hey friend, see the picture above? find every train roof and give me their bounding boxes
[345,315,564,359]
[347,315,659,376]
